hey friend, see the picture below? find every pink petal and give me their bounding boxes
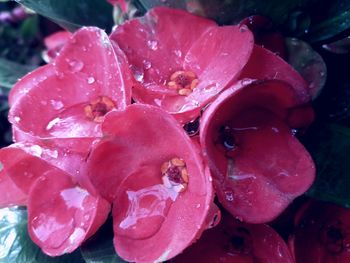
[28,169,110,256]
[0,168,27,208]
[9,27,132,139]
[174,213,294,263]
[240,45,310,103]
[200,80,315,223]
[87,104,213,262]
[111,7,254,123]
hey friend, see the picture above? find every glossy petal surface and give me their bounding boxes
[87,104,213,262]
[200,80,315,223]
[111,7,254,123]
[290,201,350,263]
[28,169,110,256]
[9,27,132,139]
[174,213,294,263]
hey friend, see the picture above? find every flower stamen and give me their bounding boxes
[84,96,115,122]
[167,70,199,96]
[161,157,189,192]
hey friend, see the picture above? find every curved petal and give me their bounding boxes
[290,200,350,263]
[200,80,315,223]
[87,104,213,262]
[111,7,254,123]
[240,45,310,103]
[174,213,294,263]
[0,167,27,208]
[28,169,110,256]
[9,27,132,139]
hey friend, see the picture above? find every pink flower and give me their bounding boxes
[42,30,72,63]
[200,79,315,223]
[86,104,214,262]
[9,27,133,142]
[290,200,350,262]
[173,212,294,262]
[110,7,254,123]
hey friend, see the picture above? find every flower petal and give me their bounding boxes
[240,45,310,103]
[0,167,27,208]
[290,200,350,262]
[111,7,254,123]
[87,104,213,262]
[200,80,315,223]
[9,27,132,139]
[28,169,110,256]
[174,213,294,262]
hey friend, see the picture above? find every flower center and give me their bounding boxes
[167,70,199,96]
[319,220,350,254]
[84,96,115,122]
[161,157,188,192]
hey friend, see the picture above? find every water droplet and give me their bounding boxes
[239,24,249,32]
[224,190,234,202]
[174,50,182,57]
[46,117,60,130]
[14,116,21,123]
[143,60,152,69]
[50,100,64,110]
[87,77,95,84]
[134,70,144,82]
[67,59,84,73]
[147,40,158,50]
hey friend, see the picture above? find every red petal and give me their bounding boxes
[0,168,27,208]
[9,27,132,139]
[290,200,350,263]
[87,104,213,262]
[111,7,254,123]
[173,213,294,263]
[43,31,72,62]
[28,169,110,256]
[240,45,310,103]
[200,80,315,223]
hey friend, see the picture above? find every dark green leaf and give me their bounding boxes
[15,0,113,32]
[0,207,85,263]
[0,58,36,89]
[136,0,314,25]
[305,0,350,43]
[303,123,350,207]
[81,217,127,263]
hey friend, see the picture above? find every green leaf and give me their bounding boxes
[0,58,36,90]
[0,207,85,263]
[303,123,350,207]
[15,0,114,32]
[305,0,350,43]
[136,0,314,25]
[81,217,127,263]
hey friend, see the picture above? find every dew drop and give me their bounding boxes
[14,116,21,123]
[87,77,95,84]
[134,70,144,82]
[147,40,158,50]
[50,100,64,110]
[67,59,84,72]
[174,50,182,57]
[143,60,152,69]
[224,190,234,202]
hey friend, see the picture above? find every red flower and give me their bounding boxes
[110,7,254,123]
[200,79,315,223]
[173,212,294,262]
[9,27,133,142]
[290,200,350,263]
[86,104,214,262]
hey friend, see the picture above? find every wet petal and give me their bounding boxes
[9,27,132,139]
[87,104,213,262]
[240,45,310,103]
[200,80,315,223]
[28,169,110,256]
[174,213,294,263]
[0,167,27,208]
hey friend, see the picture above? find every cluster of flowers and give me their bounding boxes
[0,7,327,262]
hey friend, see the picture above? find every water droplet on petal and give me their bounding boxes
[67,59,84,73]
[134,70,144,82]
[14,116,21,123]
[143,60,152,69]
[147,40,158,51]
[50,100,64,110]
[224,190,234,202]
[87,77,95,84]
